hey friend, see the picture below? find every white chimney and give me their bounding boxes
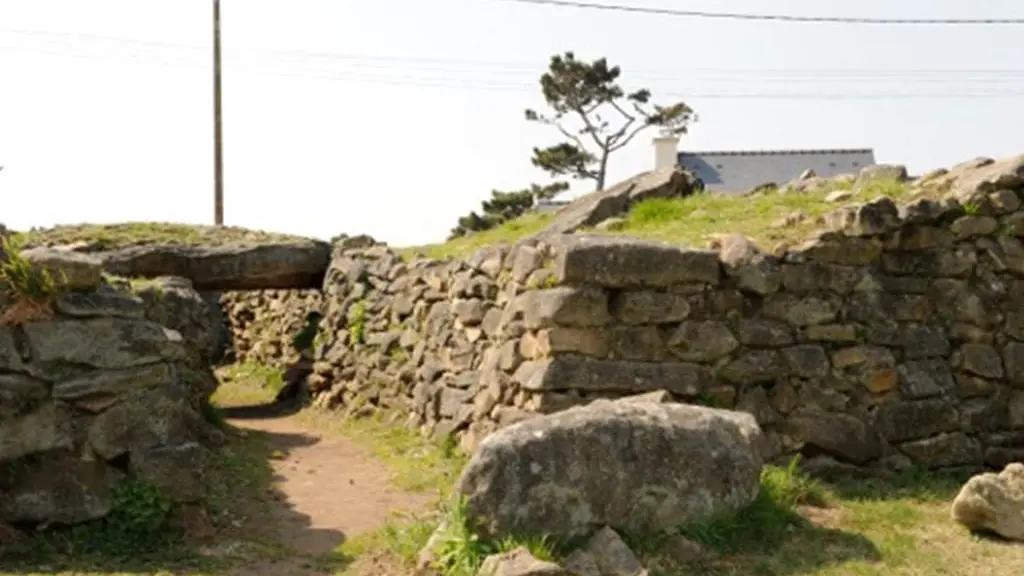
[652,134,680,170]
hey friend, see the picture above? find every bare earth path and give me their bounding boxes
[216,403,434,576]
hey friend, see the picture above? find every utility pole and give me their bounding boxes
[213,0,224,225]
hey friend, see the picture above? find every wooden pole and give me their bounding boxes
[213,0,224,225]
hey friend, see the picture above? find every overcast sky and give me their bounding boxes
[1,0,1022,246]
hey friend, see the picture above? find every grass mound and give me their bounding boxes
[405,177,919,261]
[13,222,315,251]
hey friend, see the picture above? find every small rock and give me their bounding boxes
[660,534,710,564]
[951,462,1024,540]
[562,549,600,576]
[856,164,909,184]
[825,190,853,203]
[476,547,569,576]
[584,526,647,576]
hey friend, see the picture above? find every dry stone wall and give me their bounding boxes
[307,236,507,429]
[0,259,219,528]
[220,154,1024,473]
[219,288,322,367]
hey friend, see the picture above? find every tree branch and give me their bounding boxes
[603,100,638,149]
[609,100,634,123]
[551,120,587,152]
[572,106,606,149]
[534,112,589,153]
[608,121,652,153]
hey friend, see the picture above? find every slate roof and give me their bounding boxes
[677,148,877,193]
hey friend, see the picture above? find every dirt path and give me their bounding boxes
[220,408,433,575]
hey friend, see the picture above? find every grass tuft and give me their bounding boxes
[419,497,563,576]
[681,458,830,554]
[626,196,694,226]
[216,362,287,397]
[0,236,65,325]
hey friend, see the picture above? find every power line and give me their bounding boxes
[6,40,1024,86]
[223,69,1024,99]
[3,43,1024,99]
[5,26,1024,85]
[7,26,1024,80]
[494,0,1024,25]
[3,26,1024,99]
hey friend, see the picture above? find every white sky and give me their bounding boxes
[1,0,1022,246]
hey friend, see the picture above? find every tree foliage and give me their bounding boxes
[526,52,696,191]
[448,182,569,240]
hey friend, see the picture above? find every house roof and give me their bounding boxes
[680,148,874,157]
[678,148,877,193]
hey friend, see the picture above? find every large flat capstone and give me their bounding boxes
[456,397,764,539]
[92,240,331,290]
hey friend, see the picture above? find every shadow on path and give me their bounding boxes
[218,397,305,420]
[0,420,348,575]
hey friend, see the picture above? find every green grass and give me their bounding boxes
[403,177,921,261]
[327,512,440,571]
[214,362,288,403]
[595,178,911,249]
[12,221,315,251]
[338,450,1024,576]
[9,363,1022,576]
[210,364,470,575]
[401,211,554,261]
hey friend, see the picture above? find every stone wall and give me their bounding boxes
[308,237,506,427]
[219,288,322,367]
[0,261,218,528]
[220,154,1024,472]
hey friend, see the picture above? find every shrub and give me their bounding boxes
[348,300,367,345]
[63,479,176,557]
[0,236,64,325]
